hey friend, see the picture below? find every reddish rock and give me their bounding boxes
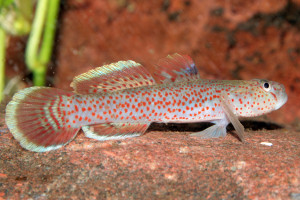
[5,0,298,123]
[55,0,213,88]
[222,0,287,27]
[0,117,299,199]
[52,0,300,123]
[5,37,27,78]
[292,0,300,6]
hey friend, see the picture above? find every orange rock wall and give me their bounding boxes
[5,0,300,124]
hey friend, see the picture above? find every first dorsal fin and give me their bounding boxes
[153,53,200,84]
[71,60,155,94]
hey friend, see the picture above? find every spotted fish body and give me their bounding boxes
[5,54,288,152]
[65,80,283,125]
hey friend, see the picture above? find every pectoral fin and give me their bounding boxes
[220,92,245,142]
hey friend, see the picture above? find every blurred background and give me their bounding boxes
[2,0,300,125]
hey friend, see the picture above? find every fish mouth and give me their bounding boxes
[274,94,288,110]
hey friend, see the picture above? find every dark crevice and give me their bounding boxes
[168,11,181,21]
[161,0,170,11]
[225,1,300,52]
[228,120,283,131]
[148,120,283,133]
[210,7,224,17]
[15,176,28,181]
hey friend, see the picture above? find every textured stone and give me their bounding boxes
[0,117,299,199]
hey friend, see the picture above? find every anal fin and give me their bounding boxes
[82,122,150,141]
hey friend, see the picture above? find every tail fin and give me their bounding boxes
[5,87,80,152]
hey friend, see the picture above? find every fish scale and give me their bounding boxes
[5,53,287,152]
[64,80,278,127]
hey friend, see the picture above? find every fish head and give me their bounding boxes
[229,79,288,117]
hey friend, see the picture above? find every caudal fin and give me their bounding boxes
[5,87,80,152]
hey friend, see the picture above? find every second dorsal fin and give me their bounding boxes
[153,53,200,84]
[71,60,156,94]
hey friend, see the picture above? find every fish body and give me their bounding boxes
[5,54,288,152]
[64,79,285,126]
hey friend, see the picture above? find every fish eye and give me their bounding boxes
[263,82,271,91]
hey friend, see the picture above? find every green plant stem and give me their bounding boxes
[39,0,60,64]
[25,0,60,86]
[25,0,48,86]
[0,28,5,102]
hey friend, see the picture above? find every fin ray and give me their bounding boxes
[71,61,155,94]
[191,120,228,139]
[82,122,150,141]
[220,92,245,142]
[5,87,80,152]
[153,53,200,84]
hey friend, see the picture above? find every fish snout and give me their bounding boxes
[274,83,288,110]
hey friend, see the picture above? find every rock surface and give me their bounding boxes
[53,0,300,124]
[0,117,299,199]
[5,0,300,123]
